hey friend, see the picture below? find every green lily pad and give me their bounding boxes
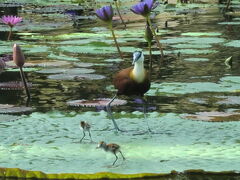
[48,53,79,61]
[218,22,240,25]
[184,58,209,62]
[225,40,240,48]
[6,67,40,72]
[48,73,105,80]
[58,45,137,54]
[37,68,95,74]
[161,37,225,44]
[216,96,240,105]
[73,62,94,67]
[22,45,50,54]
[172,49,217,55]
[170,44,212,49]
[181,32,222,36]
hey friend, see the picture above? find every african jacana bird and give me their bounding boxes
[106,51,151,132]
[97,141,125,165]
[80,121,92,143]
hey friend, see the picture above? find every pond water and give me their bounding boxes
[0,0,240,175]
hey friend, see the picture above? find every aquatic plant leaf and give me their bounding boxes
[184,58,209,62]
[48,53,79,61]
[225,40,240,48]
[36,61,71,67]
[181,32,222,36]
[58,45,138,54]
[73,62,94,67]
[218,22,240,25]
[216,96,240,105]
[6,67,40,72]
[37,68,95,74]
[67,98,127,107]
[0,82,33,90]
[170,43,212,49]
[161,37,225,44]
[172,49,217,55]
[48,74,105,80]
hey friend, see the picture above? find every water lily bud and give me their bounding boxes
[13,44,25,67]
[145,23,153,44]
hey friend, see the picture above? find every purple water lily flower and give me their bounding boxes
[0,15,22,27]
[131,0,158,17]
[96,5,113,23]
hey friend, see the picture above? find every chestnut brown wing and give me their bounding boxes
[113,67,150,96]
[113,67,135,95]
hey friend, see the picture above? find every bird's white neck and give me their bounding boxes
[132,61,145,83]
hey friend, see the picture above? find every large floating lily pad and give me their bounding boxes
[183,111,240,122]
[48,53,79,61]
[37,68,95,74]
[73,62,94,67]
[67,98,127,107]
[216,96,240,105]
[0,82,34,90]
[6,67,40,72]
[36,61,71,67]
[162,37,225,44]
[0,104,33,114]
[184,58,209,62]
[218,22,240,25]
[181,32,222,36]
[58,45,137,54]
[48,74,105,80]
[225,40,240,48]
[170,43,212,49]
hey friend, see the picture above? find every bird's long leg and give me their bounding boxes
[106,94,122,132]
[80,131,85,143]
[119,150,125,160]
[113,153,118,165]
[88,130,93,142]
[142,97,152,133]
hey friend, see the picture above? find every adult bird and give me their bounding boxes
[106,51,151,132]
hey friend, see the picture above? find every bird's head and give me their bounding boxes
[97,141,106,149]
[80,121,85,127]
[132,51,144,65]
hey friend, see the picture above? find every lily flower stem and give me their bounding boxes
[148,43,152,70]
[148,42,153,80]
[146,17,164,59]
[7,27,12,41]
[114,0,126,28]
[19,67,31,99]
[109,24,124,60]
